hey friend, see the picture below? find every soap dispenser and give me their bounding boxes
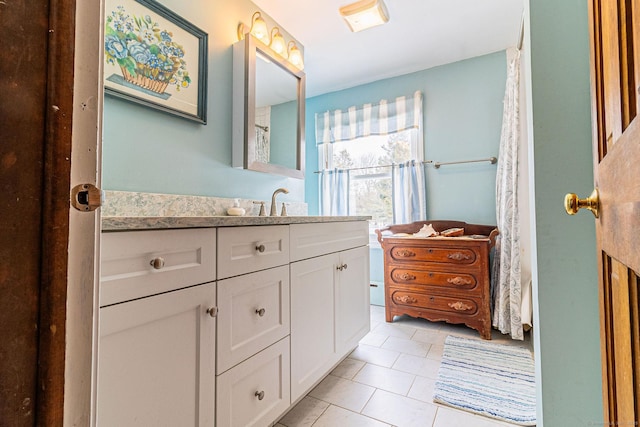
[227,199,246,216]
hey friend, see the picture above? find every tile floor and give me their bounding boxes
[275,305,533,427]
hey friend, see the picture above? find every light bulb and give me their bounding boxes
[270,28,287,58]
[250,12,268,42]
[288,41,304,69]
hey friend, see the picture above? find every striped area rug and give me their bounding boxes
[433,335,536,426]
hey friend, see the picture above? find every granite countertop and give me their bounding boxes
[102,215,372,231]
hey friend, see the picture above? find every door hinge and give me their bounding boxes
[71,183,102,212]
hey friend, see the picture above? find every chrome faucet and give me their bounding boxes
[270,188,289,216]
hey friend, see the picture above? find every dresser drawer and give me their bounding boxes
[100,228,216,306]
[388,266,479,291]
[216,337,290,427]
[218,225,289,279]
[389,288,479,316]
[388,244,479,266]
[217,266,290,374]
[290,221,368,261]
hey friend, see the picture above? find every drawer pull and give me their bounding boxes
[336,263,348,271]
[255,390,265,401]
[255,244,266,253]
[206,307,218,318]
[255,308,266,317]
[149,257,165,269]
[396,295,418,304]
[396,250,416,258]
[399,273,416,281]
[448,301,473,311]
[447,276,473,286]
[447,252,472,261]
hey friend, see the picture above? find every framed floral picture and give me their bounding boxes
[104,0,208,123]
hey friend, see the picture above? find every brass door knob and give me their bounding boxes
[564,188,599,218]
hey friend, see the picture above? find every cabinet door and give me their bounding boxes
[335,246,371,355]
[97,283,216,427]
[290,253,337,401]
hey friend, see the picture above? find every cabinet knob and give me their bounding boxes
[255,308,266,317]
[150,257,165,269]
[206,307,218,318]
[255,390,265,401]
[256,244,266,253]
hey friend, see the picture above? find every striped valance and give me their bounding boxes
[315,91,423,145]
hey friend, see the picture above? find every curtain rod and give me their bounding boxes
[313,156,497,174]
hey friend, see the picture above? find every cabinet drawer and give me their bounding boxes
[388,244,478,266]
[389,289,479,316]
[290,221,368,261]
[216,337,290,427]
[100,228,216,306]
[217,266,290,374]
[388,266,478,291]
[218,226,289,279]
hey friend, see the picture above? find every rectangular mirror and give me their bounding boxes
[232,34,305,179]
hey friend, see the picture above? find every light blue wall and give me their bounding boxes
[102,0,303,203]
[526,0,602,425]
[304,51,507,225]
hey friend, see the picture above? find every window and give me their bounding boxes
[316,92,426,234]
[325,129,418,229]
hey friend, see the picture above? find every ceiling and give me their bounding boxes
[251,0,524,97]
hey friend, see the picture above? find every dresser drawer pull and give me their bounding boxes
[149,257,165,269]
[255,308,266,317]
[447,252,472,261]
[399,273,416,281]
[396,295,418,304]
[255,244,266,253]
[255,390,265,401]
[396,250,416,258]
[448,301,473,311]
[447,276,473,285]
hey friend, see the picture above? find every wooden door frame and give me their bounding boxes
[0,0,102,425]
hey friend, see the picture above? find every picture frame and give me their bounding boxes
[103,0,208,123]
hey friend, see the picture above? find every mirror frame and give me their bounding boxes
[232,34,305,179]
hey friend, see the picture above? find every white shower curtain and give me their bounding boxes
[493,47,524,340]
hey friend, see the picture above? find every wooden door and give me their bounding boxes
[588,0,640,423]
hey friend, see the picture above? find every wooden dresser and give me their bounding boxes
[376,221,498,339]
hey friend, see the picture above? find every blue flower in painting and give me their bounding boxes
[147,54,163,69]
[161,59,175,72]
[127,40,151,64]
[160,30,172,42]
[105,35,127,59]
[171,46,185,58]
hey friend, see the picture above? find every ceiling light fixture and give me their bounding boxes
[339,0,389,33]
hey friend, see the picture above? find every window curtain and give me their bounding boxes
[492,47,524,340]
[316,91,425,218]
[320,169,349,216]
[392,160,426,223]
[315,91,424,160]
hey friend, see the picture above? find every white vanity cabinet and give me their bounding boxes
[98,228,217,426]
[289,222,370,401]
[216,225,291,426]
[98,219,369,426]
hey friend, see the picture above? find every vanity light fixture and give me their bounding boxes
[339,0,389,32]
[237,11,305,70]
[269,27,287,58]
[287,41,304,69]
[249,11,269,42]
